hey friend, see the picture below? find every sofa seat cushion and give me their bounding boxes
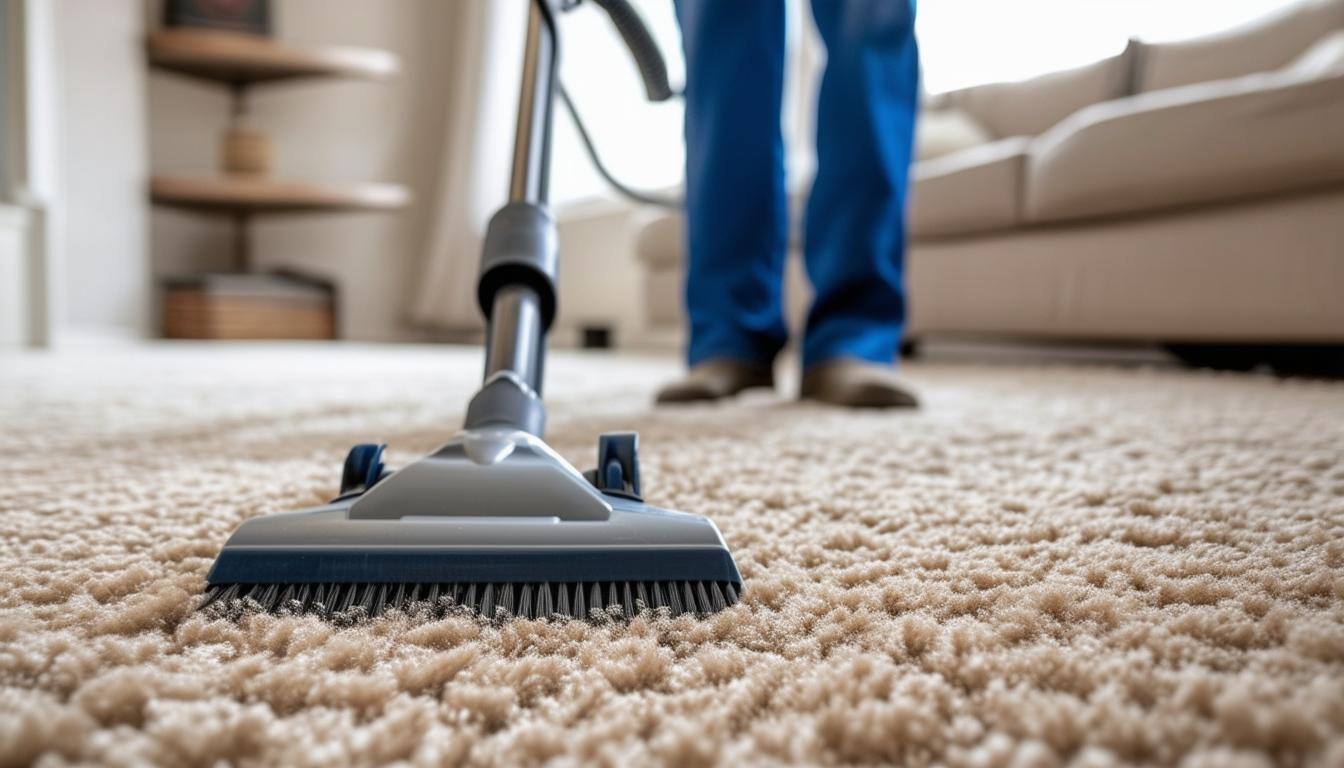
[1025,69,1344,224]
[1137,0,1344,92]
[910,137,1030,239]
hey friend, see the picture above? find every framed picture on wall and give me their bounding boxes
[164,0,271,36]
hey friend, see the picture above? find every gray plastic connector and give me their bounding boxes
[464,372,546,437]
[478,202,558,331]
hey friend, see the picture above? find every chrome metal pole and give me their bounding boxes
[480,1,555,398]
[509,2,554,204]
[483,284,543,390]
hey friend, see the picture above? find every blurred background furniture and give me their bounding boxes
[636,0,1344,367]
[147,18,409,340]
[7,0,1337,358]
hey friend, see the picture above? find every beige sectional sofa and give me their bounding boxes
[636,0,1344,357]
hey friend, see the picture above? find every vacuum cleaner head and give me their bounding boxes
[199,0,743,624]
[201,429,742,621]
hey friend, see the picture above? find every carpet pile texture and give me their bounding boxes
[2,345,1342,767]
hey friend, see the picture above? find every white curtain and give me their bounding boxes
[412,0,528,330]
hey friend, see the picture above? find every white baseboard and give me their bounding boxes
[54,323,144,347]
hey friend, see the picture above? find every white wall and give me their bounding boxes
[0,2,10,193]
[54,0,150,340]
[148,0,454,341]
[0,3,26,347]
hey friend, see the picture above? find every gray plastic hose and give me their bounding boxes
[587,0,674,102]
[543,0,685,208]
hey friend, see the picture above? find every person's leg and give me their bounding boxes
[674,0,789,368]
[802,0,919,369]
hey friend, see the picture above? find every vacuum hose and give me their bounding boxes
[586,0,673,103]
[549,0,685,209]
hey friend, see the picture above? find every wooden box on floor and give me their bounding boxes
[163,273,335,340]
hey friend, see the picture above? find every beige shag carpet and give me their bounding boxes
[2,344,1343,768]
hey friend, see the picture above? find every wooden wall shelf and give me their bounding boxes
[147,28,399,85]
[147,24,408,340]
[151,175,410,213]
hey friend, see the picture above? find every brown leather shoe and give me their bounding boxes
[655,358,775,404]
[800,358,919,408]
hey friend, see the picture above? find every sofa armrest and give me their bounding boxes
[1025,69,1344,224]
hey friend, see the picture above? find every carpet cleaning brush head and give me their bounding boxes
[199,432,742,622]
[200,579,738,622]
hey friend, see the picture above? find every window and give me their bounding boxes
[917,0,1304,94]
[550,0,685,207]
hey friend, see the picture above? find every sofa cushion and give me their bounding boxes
[910,137,1030,238]
[915,108,992,161]
[1025,69,1344,224]
[1136,0,1344,92]
[938,44,1138,139]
